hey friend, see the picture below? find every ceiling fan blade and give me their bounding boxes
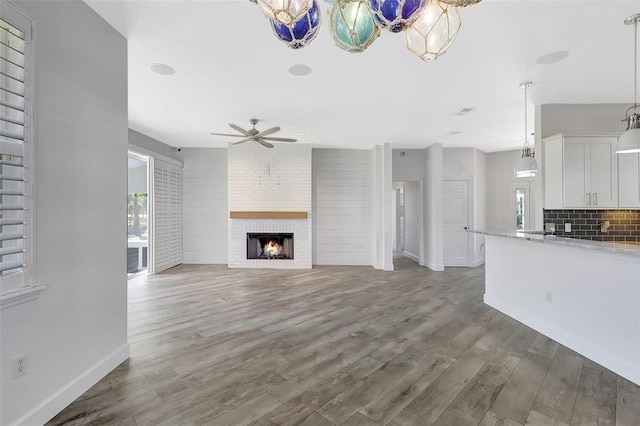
[255,126,280,138]
[229,123,251,136]
[257,139,274,148]
[232,137,253,145]
[261,136,297,142]
[210,132,247,137]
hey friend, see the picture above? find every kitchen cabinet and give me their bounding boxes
[544,134,618,209]
[618,152,640,208]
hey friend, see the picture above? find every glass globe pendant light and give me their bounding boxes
[405,0,460,61]
[270,0,321,49]
[618,13,640,154]
[514,82,539,178]
[368,0,427,33]
[329,0,381,53]
[439,0,482,6]
[257,0,314,25]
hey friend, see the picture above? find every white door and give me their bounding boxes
[443,181,469,267]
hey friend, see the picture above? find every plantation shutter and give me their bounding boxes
[0,14,32,294]
[153,159,182,273]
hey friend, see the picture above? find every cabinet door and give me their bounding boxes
[563,138,589,207]
[618,152,640,207]
[589,138,618,207]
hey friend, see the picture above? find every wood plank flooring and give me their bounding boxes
[47,256,640,426]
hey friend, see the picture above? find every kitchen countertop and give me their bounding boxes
[469,230,640,258]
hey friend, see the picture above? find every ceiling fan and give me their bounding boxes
[210,118,297,148]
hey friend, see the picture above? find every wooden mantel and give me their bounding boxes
[229,211,308,220]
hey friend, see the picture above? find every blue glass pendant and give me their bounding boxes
[369,0,427,32]
[271,0,321,49]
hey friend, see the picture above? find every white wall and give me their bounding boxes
[486,150,523,231]
[129,129,178,161]
[1,1,129,424]
[175,149,228,264]
[472,149,487,266]
[484,235,640,385]
[539,103,627,139]
[313,149,371,265]
[371,144,393,270]
[424,144,444,271]
[392,149,425,181]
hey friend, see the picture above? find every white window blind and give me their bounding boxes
[0,11,32,295]
[152,159,182,273]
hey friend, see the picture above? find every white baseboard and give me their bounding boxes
[383,263,394,271]
[425,261,444,272]
[484,294,640,386]
[470,258,485,268]
[402,251,419,262]
[12,343,130,426]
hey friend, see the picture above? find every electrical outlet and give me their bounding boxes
[545,290,553,303]
[12,354,27,379]
[564,222,571,232]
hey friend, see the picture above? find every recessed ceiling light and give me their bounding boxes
[288,64,312,76]
[149,63,175,75]
[536,50,569,65]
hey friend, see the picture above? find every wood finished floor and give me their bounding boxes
[48,256,640,426]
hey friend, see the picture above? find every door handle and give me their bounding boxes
[464,226,468,230]
[586,192,591,205]
[593,192,598,205]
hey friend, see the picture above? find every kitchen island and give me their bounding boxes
[474,231,640,385]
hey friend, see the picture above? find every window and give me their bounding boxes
[1,5,39,306]
[515,187,525,230]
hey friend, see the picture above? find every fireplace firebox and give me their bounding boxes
[246,233,294,260]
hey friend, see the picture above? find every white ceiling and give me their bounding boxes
[85,0,640,152]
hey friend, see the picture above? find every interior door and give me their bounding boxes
[443,180,469,267]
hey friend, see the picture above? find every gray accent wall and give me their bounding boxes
[1,1,129,424]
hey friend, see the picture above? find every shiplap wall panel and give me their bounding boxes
[177,148,228,264]
[312,149,372,265]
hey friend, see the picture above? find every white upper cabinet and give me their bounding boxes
[544,134,618,209]
[618,152,640,208]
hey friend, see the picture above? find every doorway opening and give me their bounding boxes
[128,151,149,278]
[393,181,421,265]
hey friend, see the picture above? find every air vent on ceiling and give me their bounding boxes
[455,107,475,116]
[448,131,461,135]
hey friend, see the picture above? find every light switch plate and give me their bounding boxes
[564,222,571,232]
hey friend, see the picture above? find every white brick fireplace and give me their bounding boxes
[227,143,312,269]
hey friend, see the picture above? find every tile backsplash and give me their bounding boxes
[543,209,640,242]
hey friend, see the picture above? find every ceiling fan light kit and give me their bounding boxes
[618,13,640,154]
[211,119,298,148]
[252,0,482,60]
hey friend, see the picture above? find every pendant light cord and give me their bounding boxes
[524,83,528,147]
[635,19,638,110]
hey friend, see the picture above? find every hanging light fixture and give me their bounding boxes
[514,82,539,178]
[439,0,481,6]
[368,0,427,33]
[257,0,315,25]
[618,13,640,154]
[270,0,321,49]
[405,0,461,61]
[328,0,380,53]
[253,0,481,55]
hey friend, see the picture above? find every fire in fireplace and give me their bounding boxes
[247,233,294,260]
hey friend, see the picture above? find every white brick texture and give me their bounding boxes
[228,144,312,269]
